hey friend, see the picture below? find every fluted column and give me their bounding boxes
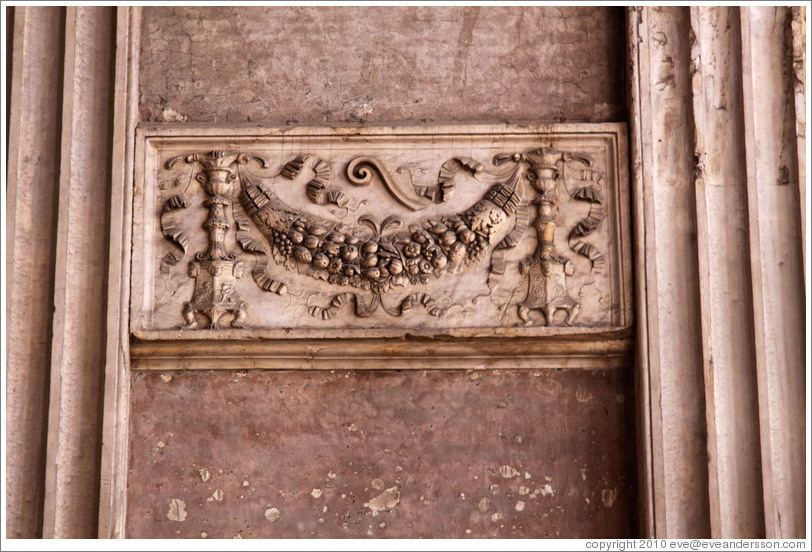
[42,6,116,538]
[631,5,806,539]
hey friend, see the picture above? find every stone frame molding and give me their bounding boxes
[130,123,632,344]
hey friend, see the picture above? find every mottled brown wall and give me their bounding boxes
[127,369,636,539]
[138,6,626,124]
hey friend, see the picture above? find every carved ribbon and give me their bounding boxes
[487,201,529,299]
[309,291,448,320]
[159,193,189,275]
[309,292,379,319]
[413,157,484,203]
[383,292,447,317]
[281,155,345,207]
[565,161,606,272]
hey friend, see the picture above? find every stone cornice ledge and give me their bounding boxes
[130,329,634,371]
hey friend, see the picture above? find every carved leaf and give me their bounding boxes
[380,215,402,234]
[358,215,380,235]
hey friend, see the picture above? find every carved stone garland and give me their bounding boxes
[159,148,605,328]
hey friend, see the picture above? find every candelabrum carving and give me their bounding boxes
[514,149,581,325]
[490,148,605,326]
[164,150,266,329]
[158,147,605,328]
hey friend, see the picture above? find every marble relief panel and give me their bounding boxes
[131,124,631,339]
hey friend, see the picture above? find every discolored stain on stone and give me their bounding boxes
[602,488,618,508]
[166,498,187,522]
[364,487,400,517]
[126,369,636,538]
[576,387,594,402]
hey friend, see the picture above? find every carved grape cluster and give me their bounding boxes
[268,228,293,257]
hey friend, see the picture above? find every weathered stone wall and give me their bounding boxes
[138,6,626,124]
[126,369,637,538]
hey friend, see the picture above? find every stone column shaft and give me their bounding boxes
[740,6,806,539]
[5,6,65,538]
[627,6,711,538]
[42,6,116,538]
[689,6,765,538]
